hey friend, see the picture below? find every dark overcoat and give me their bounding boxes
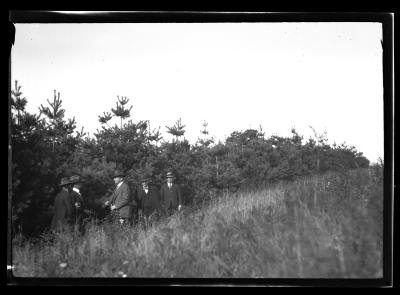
[137,185,165,218]
[108,181,133,218]
[160,183,182,210]
[50,188,74,231]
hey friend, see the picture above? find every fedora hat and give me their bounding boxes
[113,169,126,178]
[69,175,83,184]
[165,171,175,179]
[138,175,151,183]
[59,177,71,186]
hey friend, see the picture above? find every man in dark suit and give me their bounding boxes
[137,176,165,224]
[50,177,74,231]
[70,175,92,233]
[105,169,134,225]
[160,171,183,216]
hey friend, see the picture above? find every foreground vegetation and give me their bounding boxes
[12,167,383,278]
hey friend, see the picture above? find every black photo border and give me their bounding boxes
[6,10,394,288]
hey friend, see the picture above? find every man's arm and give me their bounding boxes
[136,190,142,212]
[63,193,74,220]
[115,184,131,210]
[72,191,84,212]
[105,189,115,206]
[154,190,166,216]
[177,186,182,207]
[130,189,138,207]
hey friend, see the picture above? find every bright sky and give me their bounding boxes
[11,22,383,163]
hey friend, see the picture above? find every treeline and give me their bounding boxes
[10,81,370,237]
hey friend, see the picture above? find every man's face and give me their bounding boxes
[114,177,122,185]
[167,178,173,185]
[142,182,148,190]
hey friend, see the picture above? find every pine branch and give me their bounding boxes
[166,118,186,139]
[98,112,113,126]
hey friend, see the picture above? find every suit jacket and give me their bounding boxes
[51,189,74,230]
[137,185,165,217]
[71,189,86,223]
[160,183,182,210]
[108,182,133,218]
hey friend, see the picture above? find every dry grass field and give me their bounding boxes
[12,167,383,278]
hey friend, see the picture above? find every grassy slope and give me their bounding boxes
[12,167,383,278]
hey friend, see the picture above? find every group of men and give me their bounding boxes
[50,169,182,232]
[50,174,89,232]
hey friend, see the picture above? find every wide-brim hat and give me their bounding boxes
[59,177,72,186]
[113,169,126,178]
[69,175,83,184]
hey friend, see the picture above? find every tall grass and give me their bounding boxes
[12,167,383,278]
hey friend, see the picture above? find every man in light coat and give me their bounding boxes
[105,169,134,225]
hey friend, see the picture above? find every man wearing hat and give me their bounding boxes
[160,171,182,216]
[70,175,90,232]
[136,176,165,224]
[105,169,133,225]
[50,177,74,231]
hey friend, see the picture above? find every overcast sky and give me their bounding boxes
[11,22,383,162]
